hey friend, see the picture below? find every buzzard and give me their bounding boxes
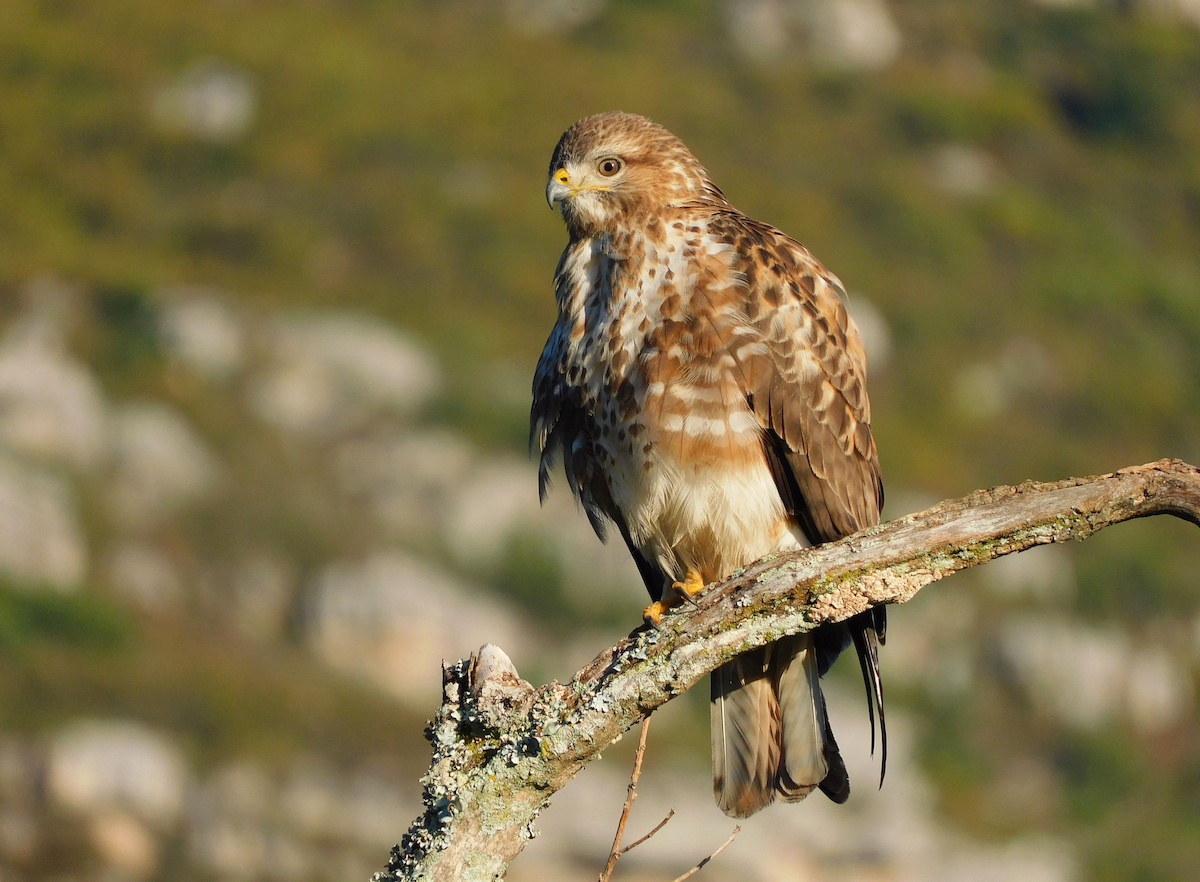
[531,112,886,817]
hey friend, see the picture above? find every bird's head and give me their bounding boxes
[546,112,722,236]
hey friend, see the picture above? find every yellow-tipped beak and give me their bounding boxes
[546,168,611,210]
[547,168,571,209]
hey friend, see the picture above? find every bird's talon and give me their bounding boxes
[672,568,706,602]
[643,601,668,626]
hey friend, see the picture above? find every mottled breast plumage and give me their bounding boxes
[532,198,880,583]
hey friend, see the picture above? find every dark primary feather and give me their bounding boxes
[852,619,887,786]
[816,692,850,804]
[531,343,613,543]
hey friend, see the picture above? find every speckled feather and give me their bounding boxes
[532,112,886,817]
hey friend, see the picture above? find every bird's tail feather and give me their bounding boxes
[773,633,830,802]
[712,634,847,817]
[711,647,779,818]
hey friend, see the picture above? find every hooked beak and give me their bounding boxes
[546,167,571,210]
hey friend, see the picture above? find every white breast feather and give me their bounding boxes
[618,454,804,580]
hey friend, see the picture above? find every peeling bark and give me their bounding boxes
[375,459,1200,882]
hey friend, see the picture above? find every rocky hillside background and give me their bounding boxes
[2,1,1200,880]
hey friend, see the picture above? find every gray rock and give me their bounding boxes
[186,756,416,880]
[206,762,274,822]
[47,720,188,828]
[726,0,793,64]
[263,832,315,882]
[105,402,221,530]
[335,431,646,613]
[932,838,1077,882]
[807,0,902,69]
[334,429,474,543]
[276,762,338,838]
[726,0,901,70]
[928,144,1000,198]
[248,313,440,437]
[1148,0,1200,29]
[0,452,87,589]
[521,689,1076,882]
[151,60,257,142]
[0,301,107,472]
[502,0,606,35]
[279,761,414,849]
[998,617,1127,729]
[998,617,1191,731]
[1127,646,1193,732]
[442,458,541,567]
[187,759,274,877]
[864,591,977,694]
[305,551,530,705]
[0,739,38,806]
[158,290,246,381]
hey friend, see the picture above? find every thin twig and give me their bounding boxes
[618,808,675,856]
[597,716,652,882]
[669,826,741,882]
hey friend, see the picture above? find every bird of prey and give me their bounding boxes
[531,112,886,817]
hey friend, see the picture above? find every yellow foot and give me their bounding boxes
[643,600,669,626]
[642,569,706,626]
[672,567,705,603]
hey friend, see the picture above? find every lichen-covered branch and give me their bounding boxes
[375,459,1200,882]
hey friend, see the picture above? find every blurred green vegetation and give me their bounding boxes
[0,581,134,651]
[1,0,1200,878]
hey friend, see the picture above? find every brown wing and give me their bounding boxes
[705,210,888,785]
[708,212,883,543]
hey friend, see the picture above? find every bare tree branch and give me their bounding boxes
[598,717,651,882]
[375,459,1200,882]
[668,826,741,882]
[619,809,674,857]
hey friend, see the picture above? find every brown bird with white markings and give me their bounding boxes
[532,112,886,817]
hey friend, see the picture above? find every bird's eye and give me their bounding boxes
[597,157,623,177]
